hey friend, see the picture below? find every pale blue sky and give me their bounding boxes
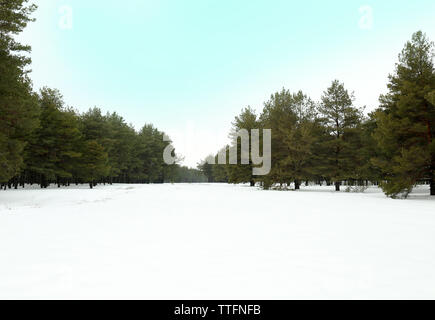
[19,0,435,167]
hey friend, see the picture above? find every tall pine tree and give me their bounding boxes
[0,0,39,183]
[24,88,82,187]
[373,31,435,197]
[318,80,363,191]
[280,91,318,190]
[228,107,258,186]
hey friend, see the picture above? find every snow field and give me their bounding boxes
[0,183,434,299]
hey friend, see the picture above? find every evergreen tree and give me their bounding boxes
[228,107,258,186]
[212,147,230,183]
[137,124,173,183]
[280,91,318,190]
[77,140,109,188]
[318,80,363,191]
[197,155,215,183]
[260,89,296,187]
[0,2,183,189]
[0,0,39,183]
[174,165,207,183]
[198,148,230,183]
[373,31,435,197]
[357,112,382,184]
[24,88,83,187]
[105,112,137,182]
[53,106,82,185]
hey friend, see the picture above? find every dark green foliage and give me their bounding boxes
[12,102,180,188]
[227,107,258,186]
[77,140,109,188]
[197,148,230,183]
[260,89,297,186]
[260,89,320,189]
[24,88,83,186]
[357,112,382,183]
[201,32,435,198]
[0,0,39,183]
[1,3,434,198]
[173,166,207,183]
[136,124,173,183]
[212,148,230,183]
[197,156,216,183]
[373,31,435,197]
[1,0,182,192]
[318,80,364,191]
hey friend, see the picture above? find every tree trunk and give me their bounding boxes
[430,161,435,196]
[89,182,93,189]
[40,175,48,189]
[335,181,340,192]
[294,180,300,190]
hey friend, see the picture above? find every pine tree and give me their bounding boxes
[53,106,82,185]
[24,88,82,187]
[105,112,136,182]
[173,165,207,183]
[373,31,435,197]
[197,156,215,183]
[280,91,319,190]
[0,0,185,190]
[0,0,39,183]
[318,80,363,191]
[77,140,109,188]
[260,89,296,187]
[212,147,230,183]
[227,107,258,186]
[357,112,382,184]
[137,124,172,184]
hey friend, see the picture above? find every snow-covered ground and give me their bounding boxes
[0,183,434,299]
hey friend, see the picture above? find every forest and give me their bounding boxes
[198,31,435,198]
[1,1,434,198]
[0,1,205,189]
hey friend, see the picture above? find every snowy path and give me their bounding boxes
[1,184,435,299]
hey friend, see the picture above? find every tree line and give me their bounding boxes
[199,31,435,198]
[0,1,205,189]
[2,2,434,197]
